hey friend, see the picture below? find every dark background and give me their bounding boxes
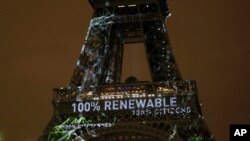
[1,0,250,140]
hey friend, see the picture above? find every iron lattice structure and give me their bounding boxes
[39,0,214,140]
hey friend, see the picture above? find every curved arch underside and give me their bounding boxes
[88,124,168,141]
[89,131,163,141]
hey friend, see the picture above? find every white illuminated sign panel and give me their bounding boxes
[71,96,192,116]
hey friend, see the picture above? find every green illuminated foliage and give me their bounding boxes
[192,135,203,141]
[48,116,91,141]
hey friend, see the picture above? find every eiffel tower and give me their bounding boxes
[39,0,214,140]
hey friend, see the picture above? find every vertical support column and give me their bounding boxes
[113,27,124,83]
[141,2,182,81]
[69,10,115,92]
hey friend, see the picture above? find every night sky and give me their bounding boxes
[1,0,250,140]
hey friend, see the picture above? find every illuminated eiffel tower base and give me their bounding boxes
[39,0,214,140]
